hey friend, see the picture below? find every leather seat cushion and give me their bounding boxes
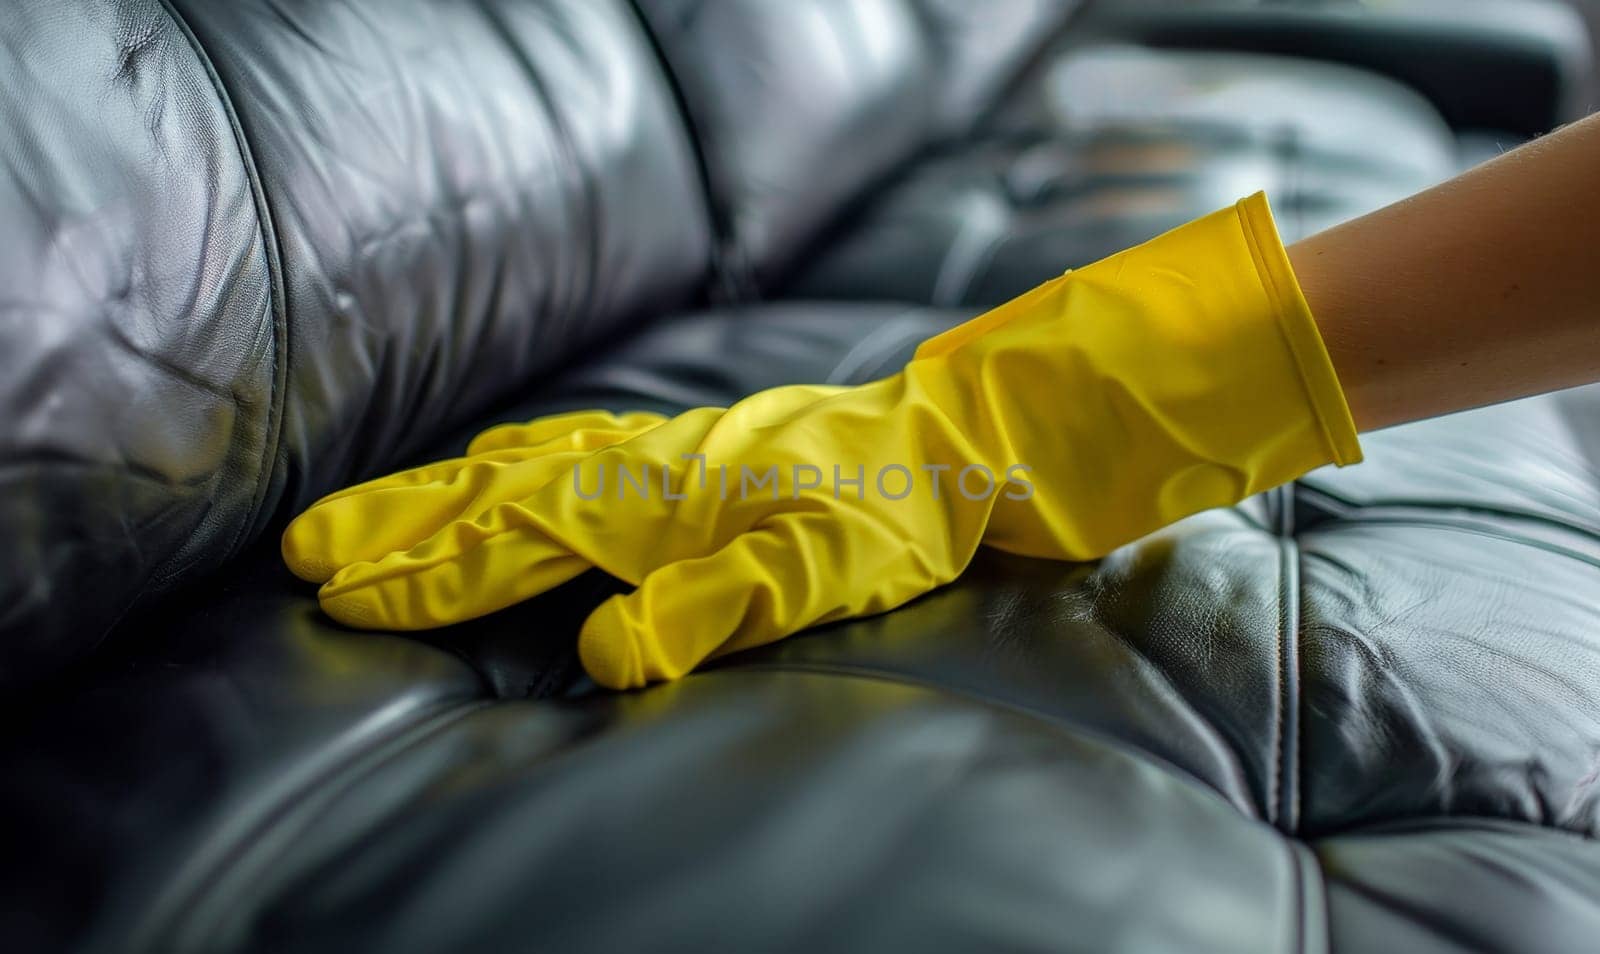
[7,301,1599,952]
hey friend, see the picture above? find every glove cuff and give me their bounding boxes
[1235,192,1363,467]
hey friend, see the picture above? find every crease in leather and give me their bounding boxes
[1321,863,1501,953]
[712,659,1260,820]
[1295,483,1600,552]
[1287,837,1330,954]
[1316,813,1600,843]
[1298,510,1600,573]
[822,314,937,385]
[475,0,601,346]
[619,0,744,298]
[928,195,1009,306]
[154,0,290,564]
[0,454,216,488]
[130,698,492,954]
[105,315,251,405]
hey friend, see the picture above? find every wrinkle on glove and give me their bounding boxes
[284,193,1361,689]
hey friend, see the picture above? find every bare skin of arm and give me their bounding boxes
[1289,111,1600,432]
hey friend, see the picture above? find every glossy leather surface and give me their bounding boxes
[632,0,1084,288]
[5,1,1599,951]
[7,303,1600,952]
[1,0,711,687]
[166,0,714,513]
[0,0,277,687]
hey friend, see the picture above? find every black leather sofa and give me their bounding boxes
[4,1,1599,951]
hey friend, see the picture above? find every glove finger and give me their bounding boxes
[577,512,933,689]
[466,409,668,456]
[315,501,588,630]
[283,417,659,584]
[295,454,488,515]
[303,411,664,516]
[283,452,580,583]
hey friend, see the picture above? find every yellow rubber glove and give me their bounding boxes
[284,193,1361,689]
[282,409,668,583]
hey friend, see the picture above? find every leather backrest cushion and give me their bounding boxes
[0,0,278,687]
[633,0,1081,286]
[0,0,712,687]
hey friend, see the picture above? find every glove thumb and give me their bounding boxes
[576,513,944,689]
[577,519,821,689]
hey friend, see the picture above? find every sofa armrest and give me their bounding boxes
[1077,0,1592,136]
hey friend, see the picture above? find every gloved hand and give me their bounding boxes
[282,409,668,584]
[284,193,1361,689]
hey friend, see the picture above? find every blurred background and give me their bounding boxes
[769,0,1598,309]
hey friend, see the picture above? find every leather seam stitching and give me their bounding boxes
[153,0,290,563]
[1286,535,1304,835]
[1270,539,1285,829]
[1272,535,1303,836]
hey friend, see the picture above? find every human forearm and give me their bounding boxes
[1289,112,1600,432]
